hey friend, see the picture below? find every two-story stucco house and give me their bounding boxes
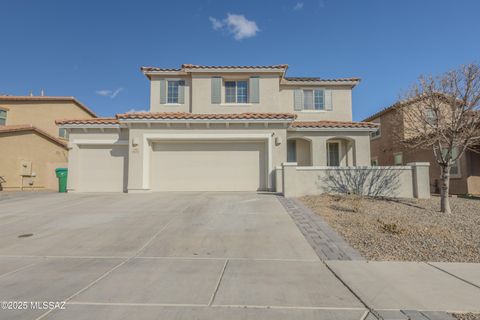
[0,95,96,190]
[58,64,378,193]
[364,97,480,195]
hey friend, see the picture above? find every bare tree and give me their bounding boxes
[395,64,480,213]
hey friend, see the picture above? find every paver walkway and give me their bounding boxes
[278,196,364,260]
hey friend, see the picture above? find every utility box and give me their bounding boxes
[20,160,32,176]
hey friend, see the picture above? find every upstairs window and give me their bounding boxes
[225,80,248,103]
[0,110,6,126]
[303,89,324,110]
[294,88,331,111]
[370,129,381,139]
[167,80,180,104]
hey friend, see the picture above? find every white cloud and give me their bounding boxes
[126,108,148,113]
[293,2,304,10]
[95,87,123,99]
[209,17,223,30]
[209,13,259,40]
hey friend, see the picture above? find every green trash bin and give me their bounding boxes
[55,168,68,193]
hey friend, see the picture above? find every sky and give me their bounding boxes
[1,0,479,120]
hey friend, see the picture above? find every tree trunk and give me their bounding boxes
[440,165,451,213]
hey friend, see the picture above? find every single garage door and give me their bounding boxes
[78,145,128,192]
[150,141,266,191]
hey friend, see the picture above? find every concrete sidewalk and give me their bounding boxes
[326,260,480,316]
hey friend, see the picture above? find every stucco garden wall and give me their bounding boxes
[280,162,430,199]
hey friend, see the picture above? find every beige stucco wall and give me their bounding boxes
[150,75,192,113]
[0,100,95,137]
[0,131,68,190]
[189,74,283,114]
[148,73,354,122]
[279,85,353,121]
[281,162,430,199]
[127,123,287,192]
[295,138,312,166]
[287,131,371,166]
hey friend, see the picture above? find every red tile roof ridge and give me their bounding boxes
[55,118,118,125]
[116,112,297,120]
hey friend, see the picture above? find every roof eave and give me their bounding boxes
[117,118,295,123]
[280,79,361,88]
[288,127,377,132]
[58,123,125,129]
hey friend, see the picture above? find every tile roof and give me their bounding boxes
[291,120,378,129]
[140,66,182,72]
[141,64,289,72]
[181,64,289,70]
[117,112,297,120]
[0,96,97,117]
[283,77,361,82]
[0,124,67,148]
[140,64,359,85]
[56,118,119,125]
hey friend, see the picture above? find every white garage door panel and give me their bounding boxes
[78,145,127,192]
[150,141,266,191]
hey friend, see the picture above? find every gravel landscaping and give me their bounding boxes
[300,194,480,262]
[453,313,480,320]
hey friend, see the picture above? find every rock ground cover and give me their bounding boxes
[300,194,480,262]
[453,313,480,320]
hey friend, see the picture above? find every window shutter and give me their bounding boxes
[325,89,333,111]
[249,76,260,103]
[159,79,166,104]
[178,80,185,104]
[294,89,303,111]
[211,77,221,104]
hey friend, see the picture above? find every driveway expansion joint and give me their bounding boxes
[208,259,229,306]
[427,262,480,290]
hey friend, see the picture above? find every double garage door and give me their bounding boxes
[76,141,266,192]
[150,141,267,191]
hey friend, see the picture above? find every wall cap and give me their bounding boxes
[407,162,431,167]
[282,162,298,167]
[297,165,411,170]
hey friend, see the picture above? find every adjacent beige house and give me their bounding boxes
[0,96,96,190]
[58,64,378,193]
[364,98,480,195]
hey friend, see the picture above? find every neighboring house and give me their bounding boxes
[58,64,378,193]
[0,96,97,190]
[364,98,480,195]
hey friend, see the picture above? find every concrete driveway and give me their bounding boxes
[0,192,366,320]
